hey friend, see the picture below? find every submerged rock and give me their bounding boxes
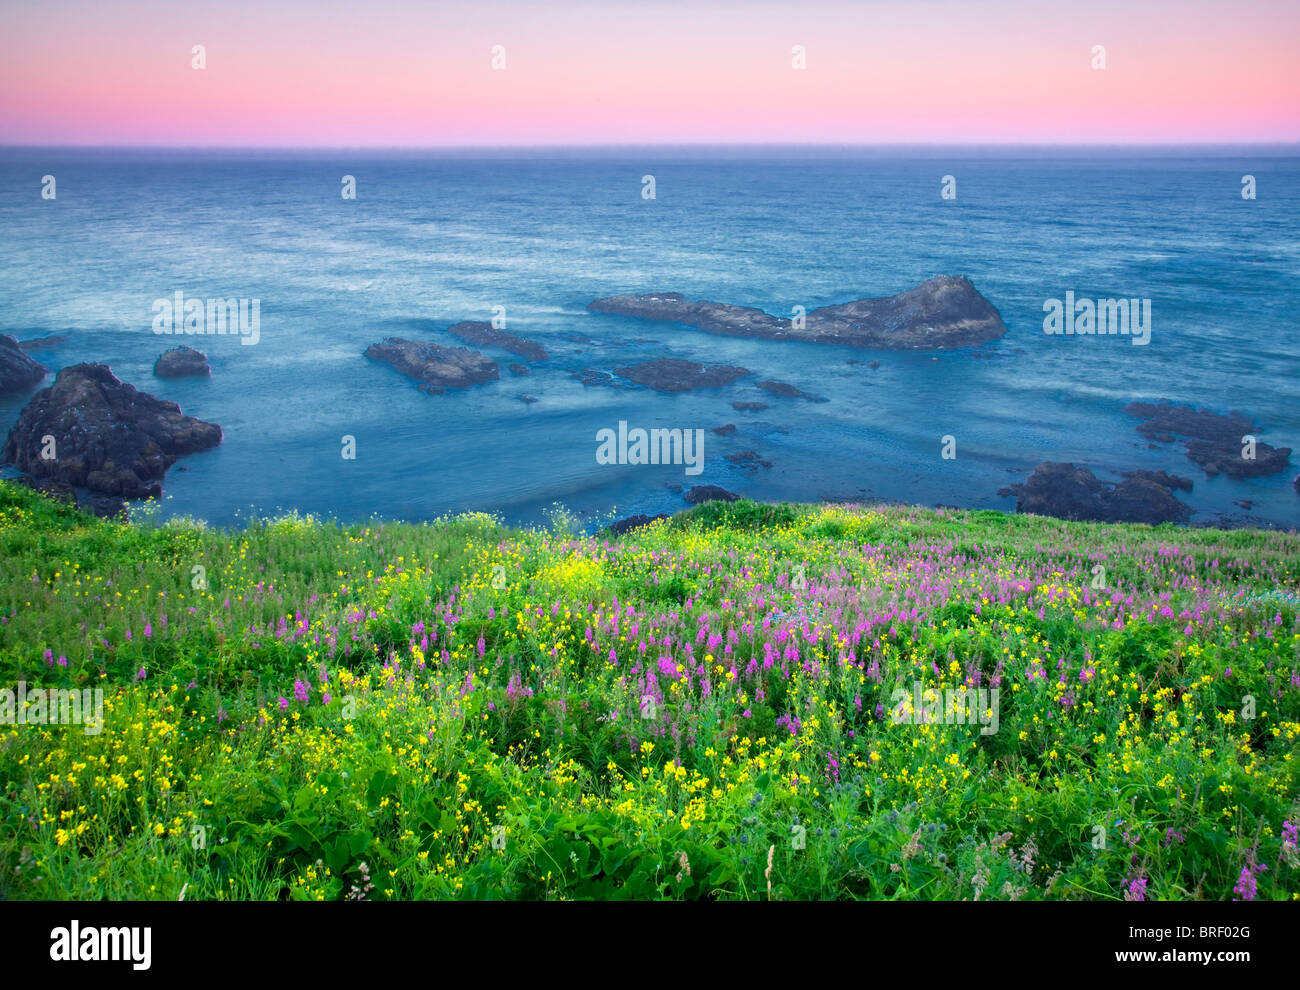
[613,358,750,393]
[447,321,549,361]
[1003,462,1191,525]
[154,345,211,378]
[18,336,66,352]
[731,401,769,412]
[589,275,1007,350]
[0,335,46,394]
[756,380,827,402]
[365,337,499,390]
[1,363,221,498]
[726,450,773,469]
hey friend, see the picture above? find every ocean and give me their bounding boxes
[1,146,1297,529]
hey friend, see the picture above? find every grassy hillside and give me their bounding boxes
[0,481,1297,900]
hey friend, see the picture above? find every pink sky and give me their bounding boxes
[2,0,1297,145]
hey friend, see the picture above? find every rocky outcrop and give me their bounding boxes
[609,512,670,536]
[1126,399,1292,478]
[0,335,46,394]
[614,358,749,393]
[685,485,740,505]
[154,346,211,378]
[365,337,499,392]
[757,380,827,402]
[1,363,222,498]
[589,275,1007,350]
[447,321,549,361]
[1001,462,1191,525]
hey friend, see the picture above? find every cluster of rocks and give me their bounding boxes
[365,337,499,392]
[588,275,1007,350]
[2,363,222,500]
[1126,400,1292,479]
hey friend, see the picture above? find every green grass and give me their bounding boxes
[0,480,1297,900]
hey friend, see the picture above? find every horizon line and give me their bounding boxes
[4,140,1299,152]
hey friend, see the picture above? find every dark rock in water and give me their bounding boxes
[589,275,1007,350]
[19,336,66,352]
[1,363,222,498]
[508,363,531,375]
[726,450,772,470]
[731,401,769,412]
[1234,499,1254,511]
[1126,400,1255,443]
[1186,438,1291,478]
[365,337,499,390]
[1004,462,1191,525]
[684,485,740,505]
[1,335,47,394]
[1120,469,1194,492]
[154,345,211,378]
[757,380,827,402]
[712,424,737,436]
[665,483,683,494]
[868,361,881,369]
[447,321,549,361]
[1126,399,1291,479]
[846,359,861,366]
[613,358,749,393]
[570,369,620,388]
[518,394,539,404]
[562,333,596,344]
[609,512,669,536]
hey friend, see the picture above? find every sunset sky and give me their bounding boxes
[1,0,1297,146]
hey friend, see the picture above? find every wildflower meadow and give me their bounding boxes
[1,481,1297,901]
